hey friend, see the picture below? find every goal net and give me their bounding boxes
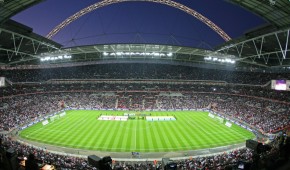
[208,112,224,124]
[50,115,60,122]
[215,116,224,124]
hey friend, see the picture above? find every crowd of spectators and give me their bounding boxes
[1,63,290,84]
[1,83,289,102]
[0,90,289,133]
[1,133,289,170]
[0,134,95,169]
[0,133,256,170]
[0,64,290,169]
[113,148,254,170]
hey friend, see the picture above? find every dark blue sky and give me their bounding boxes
[12,0,267,48]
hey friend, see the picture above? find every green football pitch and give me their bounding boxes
[19,110,255,152]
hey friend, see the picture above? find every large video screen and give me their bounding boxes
[271,80,290,91]
[275,80,287,90]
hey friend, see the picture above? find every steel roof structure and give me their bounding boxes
[216,28,290,68]
[57,44,215,64]
[226,0,290,30]
[0,20,62,65]
[0,0,289,70]
[217,0,290,68]
[0,0,43,24]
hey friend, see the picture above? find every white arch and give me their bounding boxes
[46,0,231,41]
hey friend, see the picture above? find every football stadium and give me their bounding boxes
[0,0,290,170]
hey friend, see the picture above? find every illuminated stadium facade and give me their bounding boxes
[0,0,290,170]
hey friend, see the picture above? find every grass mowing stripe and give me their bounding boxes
[162,123,177,148]
[162,123,178,150]
[149,122,160,152]
[155,122,170,151]
[19,110,255,152]
[200,115,237,147]
[139,121,146,151]
[142,121,149,152]
[87,119,100,150]
[126,119,134,151]
[136,120,141,150]
[79,113,98,149]
[166,120,191,150]
[120,122,130,152]
[127,120,137,151]
[99,121,115,150]
[196,116,226,147]
[133,120,138,150]
[111,122,125,152]
[180,113,206,149]
[120,121,130,152]
[63,112,89,148]
[101,121,115,151]
[94,121,111,149]
[186,113,225,149]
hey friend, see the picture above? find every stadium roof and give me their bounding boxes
[226,0,290,30]
[216,0,290,68]
[0,0,289,70]
[216,27,290,68]
[0,0,43,24]
[54,44,214,64]
[0,19,61,65]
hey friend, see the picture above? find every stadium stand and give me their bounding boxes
[1,0,290,168]
[0,65,290,169]
[1,63,290,84]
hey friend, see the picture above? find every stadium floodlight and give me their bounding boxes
[204,55,236,64]
[102,52,171,57]
[40,55,71,62]
[64,55,71,59]
[153,52,160,56]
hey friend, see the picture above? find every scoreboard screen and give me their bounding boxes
[0,77,5,87]
[271,80,290,91]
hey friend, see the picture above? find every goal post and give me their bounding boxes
[50,115,60,122]
[208,112,224,124]
[215,116,224,124]
[42,120,49,126]
[59,111,66,117]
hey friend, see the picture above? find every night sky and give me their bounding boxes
[12,0,267,49]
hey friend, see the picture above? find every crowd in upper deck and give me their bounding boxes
[1,63,290,84]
